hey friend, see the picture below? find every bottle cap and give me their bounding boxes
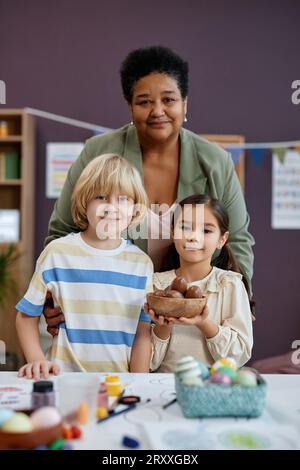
[122,435,140,448]
[105,375,120,383]
[33,381,54,393]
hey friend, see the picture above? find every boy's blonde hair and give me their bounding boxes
[71,153,148,230]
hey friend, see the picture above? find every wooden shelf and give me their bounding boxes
[0,136,23,142]
[0,109,35,367]
[0,179,23,186]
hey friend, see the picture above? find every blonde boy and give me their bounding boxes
[16,154,153,378]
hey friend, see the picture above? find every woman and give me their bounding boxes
[44,46,255,334]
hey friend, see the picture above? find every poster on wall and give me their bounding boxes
[46,143,84,198]
[272,150,300,229]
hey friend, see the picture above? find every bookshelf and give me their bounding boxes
[0,109,35,369]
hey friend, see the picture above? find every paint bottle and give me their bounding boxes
[105,375,123,396]
[31,381,56,410]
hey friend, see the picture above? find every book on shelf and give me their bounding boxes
[0,209,20,242]
[0,151,20,180]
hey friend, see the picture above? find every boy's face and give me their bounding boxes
[86,192,135,239]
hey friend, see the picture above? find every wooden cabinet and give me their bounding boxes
[0,109,35,368]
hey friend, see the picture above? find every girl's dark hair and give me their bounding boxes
[120,46,189,103]
[164,194,255,312]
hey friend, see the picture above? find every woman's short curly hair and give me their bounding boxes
[120,45,189,103]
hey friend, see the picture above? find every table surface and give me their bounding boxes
[1,372,300,450]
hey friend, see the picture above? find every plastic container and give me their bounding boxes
[175,374,267,418]
[57,374,99,424]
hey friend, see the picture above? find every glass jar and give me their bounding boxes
[31,380,56,410]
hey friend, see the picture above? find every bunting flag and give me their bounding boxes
[22,107,300,162]
[249,148,268,166]
[273,147,287,164]
[227,147,243,165]
[294,145,300,155]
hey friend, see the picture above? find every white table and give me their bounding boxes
[1,372,300,450]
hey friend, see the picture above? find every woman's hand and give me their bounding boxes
[18,360,60,380]
[44,291,65,336]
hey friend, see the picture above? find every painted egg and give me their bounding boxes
[235,370,257,387]
[175,356,203,386]
[215,366,237,381]
[30,406,62,429]
[182,375,204,386]
[211,357,237,375]
[180,367,201,379]
[210,360,223,375]
[180,365,203,386]
[175,359,199,374]
[0,408,15,428]
[219,357,237,370]
[197,361,210,380]
[175,356,209,384]
[211,372,232,385]
[2,412,32,433]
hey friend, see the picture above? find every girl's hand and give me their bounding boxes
[144,303,174,326]
[18,361,60,380]
[167,305,210,327]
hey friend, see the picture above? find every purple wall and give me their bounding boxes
[1,0,300,361]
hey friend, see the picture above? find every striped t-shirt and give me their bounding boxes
[16,233,153,372]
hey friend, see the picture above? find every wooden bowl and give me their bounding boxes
[0,411,63,450]
[147,293,207,318]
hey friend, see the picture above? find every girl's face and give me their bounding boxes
[86,192,134,239]
[173,204,228,265]
[129,73,187,144]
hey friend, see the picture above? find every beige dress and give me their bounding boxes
[150,267,253,372]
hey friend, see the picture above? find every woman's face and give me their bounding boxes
[129,73,187,144]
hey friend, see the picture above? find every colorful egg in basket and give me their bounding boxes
[174,357,267,418]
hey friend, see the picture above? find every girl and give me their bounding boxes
[16,154,153,379]
[147,194,253,372]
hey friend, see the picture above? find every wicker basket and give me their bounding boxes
[175,374,267,418]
